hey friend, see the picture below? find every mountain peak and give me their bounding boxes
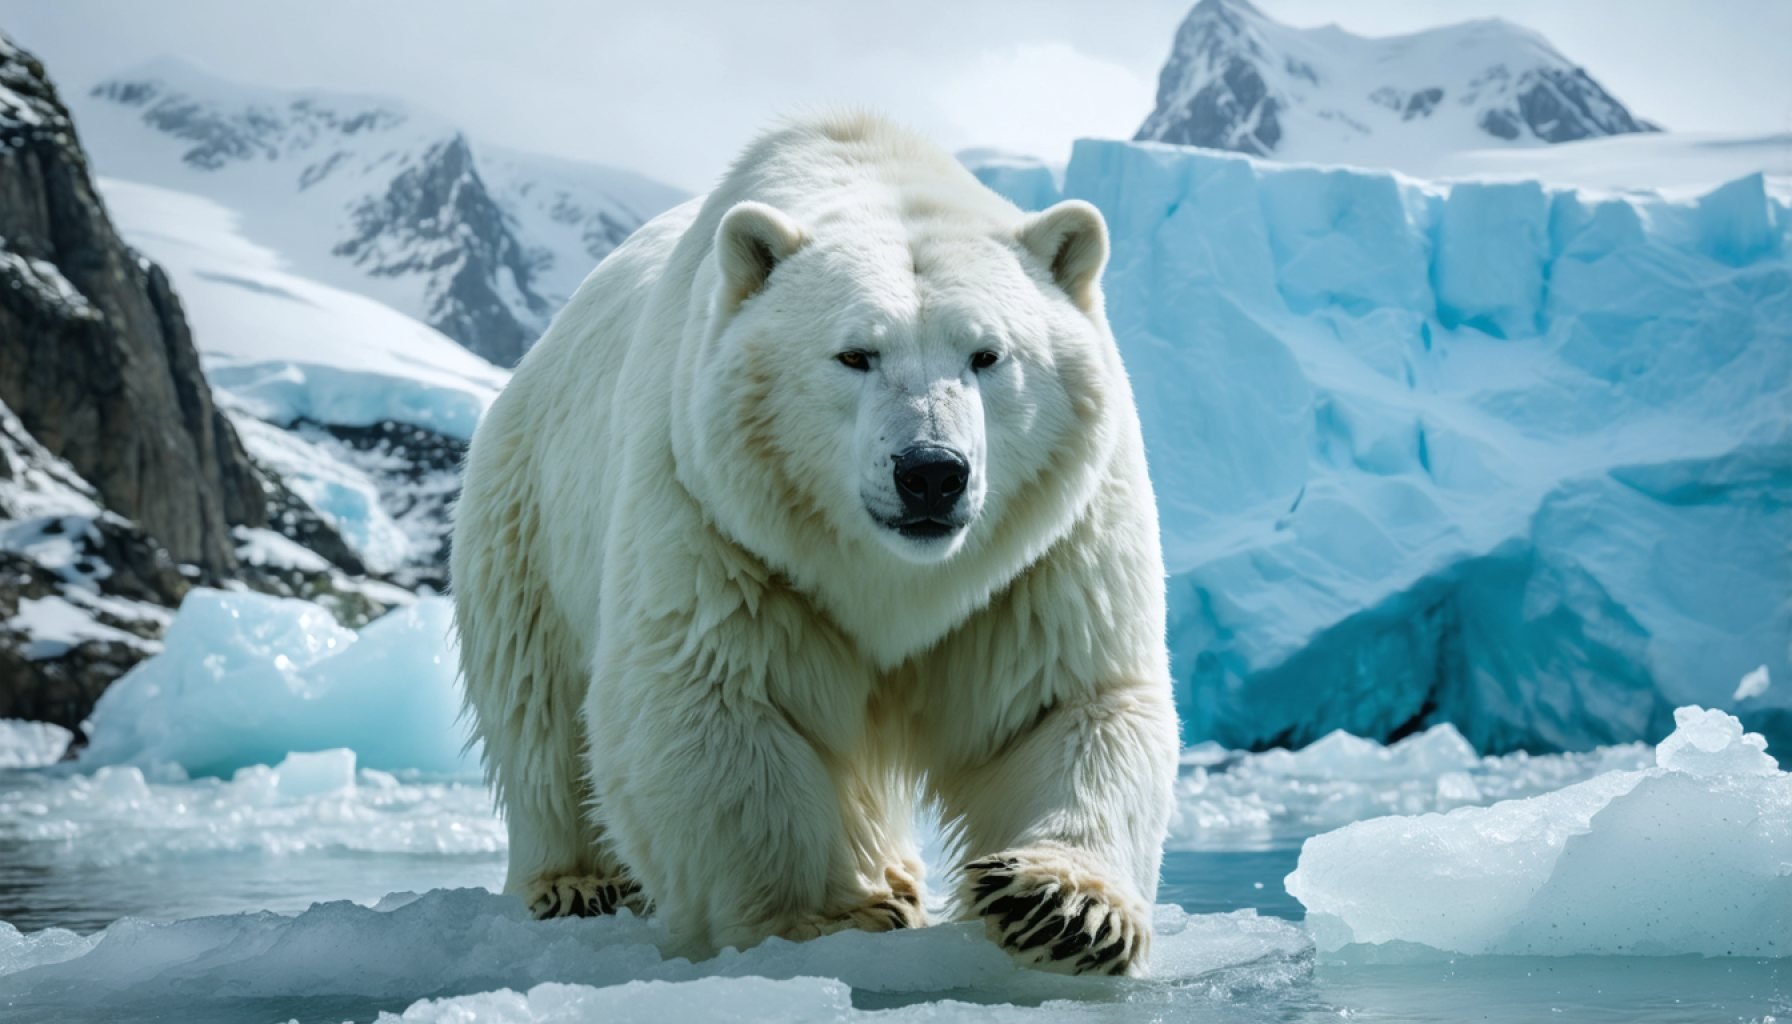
[1136,2,1656,164]
[75,65,687,367]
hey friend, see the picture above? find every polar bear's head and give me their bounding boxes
[683,184,1120,583]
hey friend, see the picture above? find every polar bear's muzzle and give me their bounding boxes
[886,444,971,540]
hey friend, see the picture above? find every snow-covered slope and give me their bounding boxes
[97,177,507,576]
[73,58,687,366]
[972,140,1792,755]
[1136,0,1656,169]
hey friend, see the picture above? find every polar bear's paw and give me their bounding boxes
[780,863,927,940]
[962,846,1148,977]
[526,873,651,920]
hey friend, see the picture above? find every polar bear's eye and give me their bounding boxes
[970,350,1001,372]
[835,350,873,372]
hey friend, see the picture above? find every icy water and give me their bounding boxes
[0,761,1786,1023]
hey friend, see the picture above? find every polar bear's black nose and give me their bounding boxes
[893,445,969,516]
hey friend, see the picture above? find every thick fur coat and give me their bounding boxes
[452,114,1179,976]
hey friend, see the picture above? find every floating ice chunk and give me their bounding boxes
[1734,664,1771,703]
[0,719,71,769]
[261,749,358,799]
[77,589,478,777]
[1654,705,1778,778]
[1252,723,1479,781]
[1286,706,1792,957]
[0,888,1311,1024]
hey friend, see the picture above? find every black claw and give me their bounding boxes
[879,903,911,930]
[1014,914,1068,953]
[1078,927,1126,973]
[982,893,1032,930]
[1015,892,1061,936]
[1079,950,1114,972]
[1051,926,1096,963]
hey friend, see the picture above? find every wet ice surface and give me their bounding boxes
[0,754,502,932]
[2,725,1787,1022]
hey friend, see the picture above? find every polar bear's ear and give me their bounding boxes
[715,201,808,312]
[1016,200,1109,313]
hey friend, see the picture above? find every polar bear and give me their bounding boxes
[451,114,1178,976]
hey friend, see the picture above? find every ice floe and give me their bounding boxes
[75,589,477,777]
[1287,707,1792,956]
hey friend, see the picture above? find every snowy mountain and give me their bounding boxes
[73,59,687,366]
[1136,0,1657,167]
[96,176,509,589]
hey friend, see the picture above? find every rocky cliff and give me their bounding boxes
[0,35,263,572]
[0,35,387,734]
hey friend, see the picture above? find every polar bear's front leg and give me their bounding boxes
[585,672,904,956]
[942,685,1178,977]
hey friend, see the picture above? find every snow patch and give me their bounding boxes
[7,595,149,660]
[231,526,332,573]
[0,719,71,769]
[95,177,509,440]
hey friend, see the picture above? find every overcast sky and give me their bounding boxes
[2,1,1785,191]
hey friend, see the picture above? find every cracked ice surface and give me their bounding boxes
[0,890,1310,1024]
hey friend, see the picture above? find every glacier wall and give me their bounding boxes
[1028,140,1790,753]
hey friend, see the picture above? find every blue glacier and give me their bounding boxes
[979,141,1791,754]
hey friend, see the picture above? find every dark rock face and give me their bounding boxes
[1513,67,1655,142]
[0,36,383,733]
[335,135,551,367]
[1479,108,1523,141]
[1403,87,1444,120]
[0,36,264,572]
[1145,55,1283,155]
[0,515,190,729]
[1136,0,1283,156]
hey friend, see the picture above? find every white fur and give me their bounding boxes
[452,114,1178,974]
